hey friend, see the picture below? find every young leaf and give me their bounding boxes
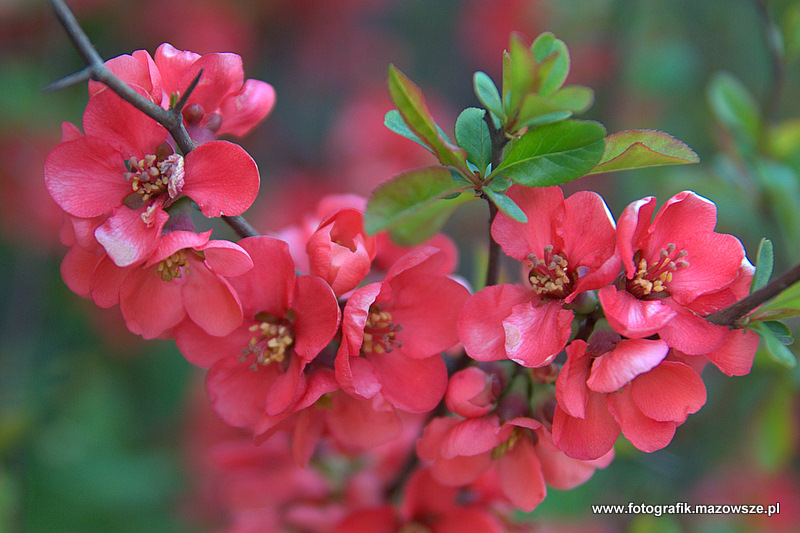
[751,238,774,293]
[587,129,700,174]
[484,187,527,223]
[387,65,471,175]
[455,107,492,172]
[707,72,761,146]
[473,71,504,120]
[491,120,606,187]
[505,34,537,119]
[549,85,594,114]
[386,192,474,246]
[384,110,431,152]
[760,320,793,345]
[364,166,466,235]
[531,32,570,97]
[754,322,798,367]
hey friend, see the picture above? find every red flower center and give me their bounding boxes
[627,243,689,299]
[527,245,576,299]
[240,316,296,370]
[362,306,403,354]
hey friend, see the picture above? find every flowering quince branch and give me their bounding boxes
[41,3,800,527]
[46,0,261,240]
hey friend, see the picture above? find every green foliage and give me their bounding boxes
[753,378,798,471]
[473,71,504,121]
[364,166,473,243]
[455,107,492,173]
[483,187,527,223]
[707,72,761,149]
[753,321,798,367]
[490,120,606,187]
[588,129,700,174]
[387,65,472,177]
[751,238,774,293]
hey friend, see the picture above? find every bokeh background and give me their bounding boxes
[1,0,800,531]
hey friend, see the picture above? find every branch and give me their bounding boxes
[705,261,800,326]
[46,0,261,240]
[482,110,509,289]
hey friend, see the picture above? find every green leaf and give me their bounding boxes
[491,120,606,187]
[549,85,594,114]
[707,71,761,146]
[455,107,492,172]
[760,320,793,345]
[531,32,569,97]
[587,129,700,174]
[386,190,475,246]
[752,307,800,321]
[504,33,537,118]
[384,110,431,152]
[751,238,774,293]
[473,71,504,120]
[484,187,527,223]
[754,322,798,367]
[515,92,573,129]
[364,166,466,235]
[387,65,471,175]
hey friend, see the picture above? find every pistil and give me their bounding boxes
[627,244,689,298]
[362,306,402,354]
[241,319,295,370]
[527,245,574,299]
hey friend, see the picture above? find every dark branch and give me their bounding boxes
[482,110,509,289]
[46,0,262,239]
[42,66,92,93]
[706,260,800,326]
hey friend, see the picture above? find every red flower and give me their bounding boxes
[599,191,748,356]
[173,236,340,440]
[335,247,470,413]
[417,415,611,512]
[552,338,707,460]
[45,90,260,266]
[306,207,376,297]
[459,185,619,367]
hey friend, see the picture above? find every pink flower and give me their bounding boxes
[306,207,376,296]
[599,191,748,355]
[552,337,707,460]
[445,367,498,419]
[45,89,260,266]
[335,247,470,413]
[417,414,611,512]
[173,236,340,440]
[459,185,619,367]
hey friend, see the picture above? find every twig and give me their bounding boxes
[705,261,800,326]
[482,110,509,289]
[45,0,261,239]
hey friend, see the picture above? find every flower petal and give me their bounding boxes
[503,300,573,367]
[491,185,563,261]
[183,140,259,217]
[631,361,706,423]
[606,386,677,453]
[599,285,676,338]
[367,350,447,413]
[587,338,669,393]
[551,395,620,461]
[182,259,243,337]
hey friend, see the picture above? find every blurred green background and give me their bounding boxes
[1,0,799,531]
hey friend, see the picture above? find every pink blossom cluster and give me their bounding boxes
[44,44,763,530]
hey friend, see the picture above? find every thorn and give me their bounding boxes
[172,68,204,111]
[42,66,93,92]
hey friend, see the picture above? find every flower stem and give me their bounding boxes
[46,0,260,240]
[482,110,509,288]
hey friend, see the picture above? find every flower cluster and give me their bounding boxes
[45,40,766,531]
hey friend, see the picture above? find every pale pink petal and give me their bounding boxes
[667,232,745,303]
[327,394,402,449]
[367,350,447,413]
[339,355,381,399]
[458,284,538,362]
[179,52,243,112]
[599,285,676,338]
[560,190,617,268]
[445,367,495,418]
[503,300,573,367]
[650,191,719,243]
[144,230,211,266]
[491,185,563,261]
[264,355,306,417]
[60,246,102,298]
[95,203,169,267]
[587,338,669,393]
[631,361,706,423]
[89,254,131,308]
[92,50,161,103]
[82,88,166,155]
[154,43,200,95]
[534,427,603,490]
[606,387,677,452]
[183,140,259,217]
[440,417,502,458]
